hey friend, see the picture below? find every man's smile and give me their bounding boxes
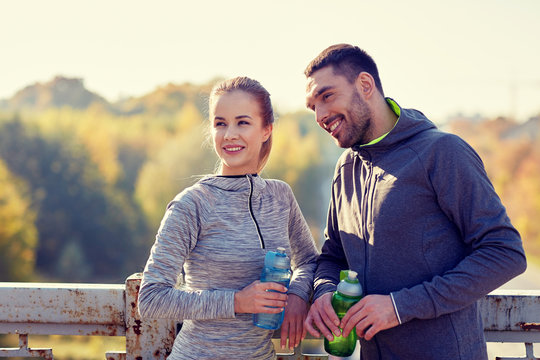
[323,115,344,136]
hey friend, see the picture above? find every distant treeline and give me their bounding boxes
[0,77,340,282]
[0,77,539,282]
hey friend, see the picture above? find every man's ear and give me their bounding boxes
[355,72,375,99]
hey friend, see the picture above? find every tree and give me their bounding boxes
[0,158,38,281]
[0,118,147,282]
[264,111,341,247]
[135,123,216,232]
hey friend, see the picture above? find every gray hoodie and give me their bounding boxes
[314,100,527,360]
[138,174,319,360]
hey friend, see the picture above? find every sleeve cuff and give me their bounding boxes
[390,292,402,325]
[287,286,311,303]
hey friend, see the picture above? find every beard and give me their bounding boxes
[336,90,373,148]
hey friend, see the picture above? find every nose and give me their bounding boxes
[315,105,329,127]
[224,124,238,140]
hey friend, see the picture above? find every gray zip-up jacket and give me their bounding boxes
[314,100,527,360]
[138,174,319,360]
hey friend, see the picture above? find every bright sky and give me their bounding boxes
[2,0,540,123]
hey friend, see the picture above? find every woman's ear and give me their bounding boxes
[262,124,273,142]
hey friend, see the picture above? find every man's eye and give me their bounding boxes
[323,93,333,101]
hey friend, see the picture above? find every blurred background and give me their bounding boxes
[1,0,539,358]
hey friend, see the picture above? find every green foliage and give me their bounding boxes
[135,123,216,231]
[449,117,540,260]
[0,158,38,281]
[3,75,538,283]
[264,111,341,246]
[0,117,148,282]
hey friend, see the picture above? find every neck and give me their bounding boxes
[370,95,398,140]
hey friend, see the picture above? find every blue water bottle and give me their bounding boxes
[253,247,292,330]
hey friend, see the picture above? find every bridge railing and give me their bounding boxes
[0,273,539,360]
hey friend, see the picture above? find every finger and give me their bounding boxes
[312,308,336,341]
[263,291,288,302]
[363,323,378,341]
[340,300,363,326]
[264,282,288,293]
[288,319,297,350]
[294,315,304,348]
[321,296,341,329]
[280,318,289,349]
[260,305,285,314]
[355,317,373,338]
[304,312,321,338]
[318,304,340,337]
[342,311,365,337]
[262,298,287,309]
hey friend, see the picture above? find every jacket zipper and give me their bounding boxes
[247,175,265,249]
[360,153,372,294]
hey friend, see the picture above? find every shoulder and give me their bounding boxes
[413,130,482,165]
[263,178,294,197]
[332,148,355,182]
[168,180,217,214]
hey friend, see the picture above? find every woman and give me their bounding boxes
[138,76,319,359]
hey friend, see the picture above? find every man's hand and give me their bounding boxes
[340,294,399,341]
[280,294,308,350]
[304,292,341,341]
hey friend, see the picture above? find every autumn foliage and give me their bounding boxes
[0,76,538,282]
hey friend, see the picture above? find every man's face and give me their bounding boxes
[306,66,373,148]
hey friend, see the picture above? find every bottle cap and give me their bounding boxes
[337,270,362,297]
[265,248,290,269]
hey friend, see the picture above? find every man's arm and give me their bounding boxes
[305,185,349,340]
[392,134,526,323]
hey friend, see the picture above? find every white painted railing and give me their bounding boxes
[0,274,538,359]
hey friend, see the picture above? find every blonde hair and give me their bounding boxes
[209,77,274,173]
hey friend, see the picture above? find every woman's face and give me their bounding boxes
[211,90,272,176]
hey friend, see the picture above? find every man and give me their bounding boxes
[303,44,527,359]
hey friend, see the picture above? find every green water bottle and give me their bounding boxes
[324,270,363,357]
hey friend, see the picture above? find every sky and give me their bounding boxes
[1,0,540,123]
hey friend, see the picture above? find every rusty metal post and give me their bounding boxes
[124,273,176,360]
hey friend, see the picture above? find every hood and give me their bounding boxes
[198,174,267,199]
[352,100,438,154]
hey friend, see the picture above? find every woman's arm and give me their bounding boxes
[138,194,237,321]
[286,185,320,301]
[281,184,320,349]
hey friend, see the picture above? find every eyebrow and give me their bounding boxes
[306,85,334,109]
[214,115,253,120]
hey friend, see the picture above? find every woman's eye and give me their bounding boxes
[238,120,250,125]
[214,121,226,127]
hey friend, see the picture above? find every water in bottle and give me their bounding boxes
[253,247,292,330]
[324,270,363,357]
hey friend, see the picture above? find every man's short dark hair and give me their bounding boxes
[304,44,384,96]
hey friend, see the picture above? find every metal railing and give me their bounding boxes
[0,273,539,360]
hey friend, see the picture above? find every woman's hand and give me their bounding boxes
[280,294,308,350]
[234,280,288,314]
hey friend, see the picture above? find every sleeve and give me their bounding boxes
[137,192,236,320]
[313,176,349,301]
[285,184,320,302]
[391,135,527,323]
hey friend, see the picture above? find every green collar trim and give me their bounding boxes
[360,98,400,146]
